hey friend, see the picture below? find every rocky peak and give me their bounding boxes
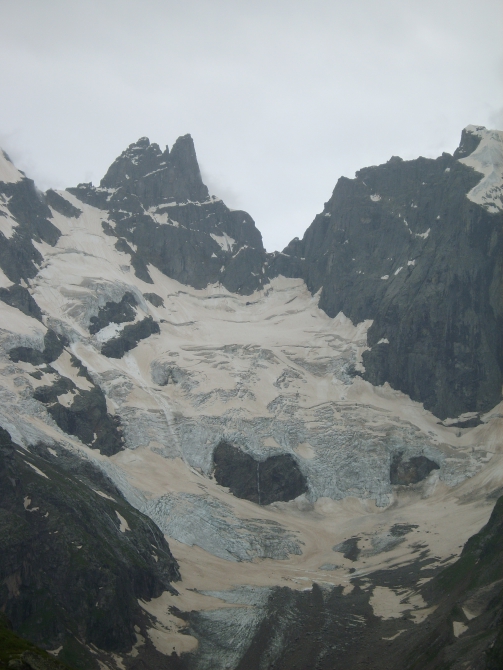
[453,125,485,160]
[66,133,266,294]
[99,133,208,206]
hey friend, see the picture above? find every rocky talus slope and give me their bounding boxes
[0,125,501,669]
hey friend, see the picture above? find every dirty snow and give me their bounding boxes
[116,511,130,532]
[0,168,500,664]
[459,126,503,213]
[0,150,23,183]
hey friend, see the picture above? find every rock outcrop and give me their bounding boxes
[67,136,268,294]
[213,441,308,505]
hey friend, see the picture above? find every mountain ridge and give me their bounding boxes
[60,124,503,419]
[0,125,501,669]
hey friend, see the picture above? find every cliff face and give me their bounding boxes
[0,428,180,669]
[269,126,503,419]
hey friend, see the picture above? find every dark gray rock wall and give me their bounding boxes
[68,136,267,295]
[45,189,82,218]
[30,356,123,456]
[210,496,503,670]
[9,330,68,366]
[0,428,180,665]
[0,285,42,321]
[390,452,439,485]
[213,441,308,505]
[143,292,164,307]
[0,177,61,284]
[100,135,209,204]
[88,292,137,334]
[269,133,502,419]
[3,128,500,422]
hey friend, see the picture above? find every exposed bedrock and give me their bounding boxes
[0,284,43,321]
[88,291,137,334]
[183,494,503,670]
[32,358,123,456]
[0,176,61,284]
[164,406,478,507]
[100,316,160,358]
[143,291,164,307]
[390,451,440,485]
[9,329,68,366]
[45,188,82,218]
[68,135,268,295]
[0,429,180,666]
[213,441,308,505]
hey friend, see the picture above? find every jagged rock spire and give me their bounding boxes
[100,133,209,205]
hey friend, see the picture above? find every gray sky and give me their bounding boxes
[1,0,501,251]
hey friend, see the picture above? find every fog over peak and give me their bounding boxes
[1,0,501,251]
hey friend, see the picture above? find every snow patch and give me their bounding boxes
[0,150,23,183]
[370,194,381,202]
[116,511,130,532]
[458,126,503,212]
[0,213,17,239]
[394,267,403,275]
[93,489,115,501]
[25,462,49,479]
[95,322,125,342]
[57,391,75,407]
[210,232,236,252]
[380,275,389,280]
[453,621,468,638]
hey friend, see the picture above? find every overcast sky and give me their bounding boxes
[1,0,501,251]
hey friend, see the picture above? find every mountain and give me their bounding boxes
[269,125,503,420]
[0,428,181,670]
[0,125,501,670]
[66,135,267,294]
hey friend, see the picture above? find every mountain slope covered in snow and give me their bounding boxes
[0,127,501,670]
